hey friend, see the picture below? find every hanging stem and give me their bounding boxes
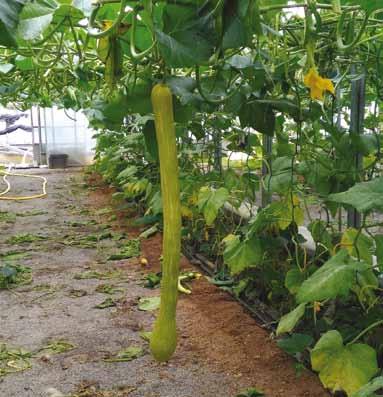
[347,319,383,345]
[336,10,370,51]
[130,6,157,60]
[87,0,128,38]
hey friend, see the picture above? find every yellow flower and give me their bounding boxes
[303,68,335,101]
[314,301,322,313]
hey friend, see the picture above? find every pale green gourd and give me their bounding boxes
[149,83,181,362]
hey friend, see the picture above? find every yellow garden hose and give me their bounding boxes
[0,170,47,200]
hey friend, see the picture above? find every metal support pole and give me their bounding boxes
[43,108,48,150]
[336,85,343,232]
[30,108,37,166]
[37,106,46,165]
[261,135,273,208]
[347,70,366,229]
[213,129,222,173]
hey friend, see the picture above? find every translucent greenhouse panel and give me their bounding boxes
[43,107,95,166]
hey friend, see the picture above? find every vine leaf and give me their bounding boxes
[296,250,369,304]
[222,234,263,275]
[276,303,306,336]
[17,0,57,41]
[197,187,229,226]
[239,102,275,136]
[284,268,304,295]
[340,228,374,265]
[0,0,25,47]
[263,156,296,194]
[277,333,313,355]
[328,177,383,214]
[340,229,378,304]
[348,1,382,12]
[155,22,214,67]
[311,330,378,396]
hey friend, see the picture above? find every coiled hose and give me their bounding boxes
[0,169,47,201]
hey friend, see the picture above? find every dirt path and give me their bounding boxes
[0,169,328,397]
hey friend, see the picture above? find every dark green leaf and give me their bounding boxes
[328,177,383,214]
[277,333,313,355]
[0,0,25,47]
[296,250,369,303]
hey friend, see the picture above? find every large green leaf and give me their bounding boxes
[197,187,229,226]
[18,14,53,40]
[53,3,84,24]
[252,99,301,121]
[116,166,137,183]
[126,83,153,115]
[18,0,57,41]
[328,177,383,214]
[15,55,34,71]
[340,229,377,304]
[165,76,199,106]
[263,156,296,193]
[277,333,313,355]
[276,303,306,335]
[347,0,382,12]
[156,29,214,67]
[222,0,255,49]
[308,220,333,251]
[143,120,159,162]
[311,330,378,396]
[223,234,263,275]
[19,0,57,19]
[296,250,369,303]
[155,7,214,68]
[284,268,304,294]
[0,0,25,47]
[341,228,374,265]
[239,102,275,136]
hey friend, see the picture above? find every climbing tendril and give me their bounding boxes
[336,9,370,51]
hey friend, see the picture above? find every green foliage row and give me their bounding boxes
[2,0,383,394]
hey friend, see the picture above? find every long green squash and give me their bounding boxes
[149,83,181,362]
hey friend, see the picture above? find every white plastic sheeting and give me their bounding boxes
[0,106,95,167]
[42,107,95,166]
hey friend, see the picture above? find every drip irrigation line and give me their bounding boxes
[182,243,277,330]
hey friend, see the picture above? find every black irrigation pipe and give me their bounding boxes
[181,242,278,331]
[182,241,322,379]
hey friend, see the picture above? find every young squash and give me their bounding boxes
[149,83,181,362]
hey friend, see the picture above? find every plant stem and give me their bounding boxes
[347,319,383,345]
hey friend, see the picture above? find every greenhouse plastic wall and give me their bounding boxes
[0,106,95,167]
[42,107,95,166]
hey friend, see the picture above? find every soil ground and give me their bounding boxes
[0,169,329,397]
